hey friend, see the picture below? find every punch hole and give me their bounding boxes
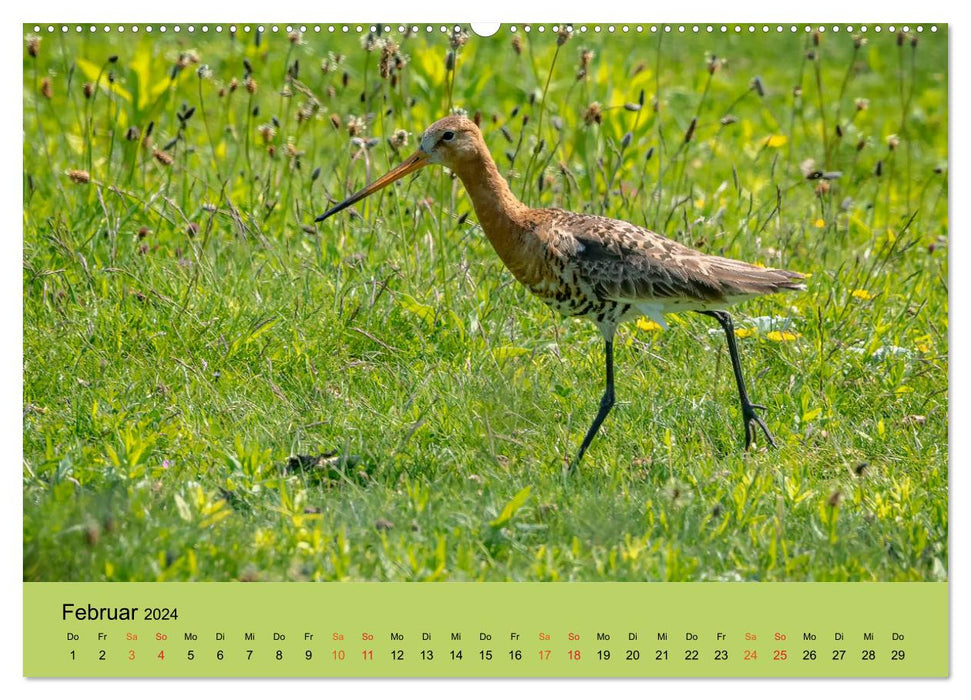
[26,14,930,42]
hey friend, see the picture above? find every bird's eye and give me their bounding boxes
[441,131,455,141]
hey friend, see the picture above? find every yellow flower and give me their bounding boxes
[636,318,664,332]
[734,328,757,339]
[766,134,788,148]
[814,218,826,228]
[766,330,800,342]
[851,289,873,301]
[915,334,933,354]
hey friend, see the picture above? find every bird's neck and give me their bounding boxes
[451,149,533,270]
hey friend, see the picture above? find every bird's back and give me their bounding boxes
[519,208,804,329]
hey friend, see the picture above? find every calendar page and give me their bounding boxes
[22,19,948,680]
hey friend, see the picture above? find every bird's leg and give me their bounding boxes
[570,338,616,471]
[699,310,777,449]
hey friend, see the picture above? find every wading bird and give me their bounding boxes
[317,116,804,469]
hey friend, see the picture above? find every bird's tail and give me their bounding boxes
[709,258,807,296]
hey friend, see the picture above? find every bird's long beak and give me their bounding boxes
[315,150,431,222]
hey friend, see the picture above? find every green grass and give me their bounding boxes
[23,24,948,581]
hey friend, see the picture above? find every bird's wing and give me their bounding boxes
[543,210,804,309]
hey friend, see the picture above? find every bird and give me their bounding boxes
[316,115,805,470]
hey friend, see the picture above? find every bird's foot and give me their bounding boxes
[565,451,584,475]
[742,402,777,450]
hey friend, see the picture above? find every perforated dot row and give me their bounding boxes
[29,24,940,36]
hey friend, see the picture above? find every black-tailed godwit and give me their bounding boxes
[317,115,804,469]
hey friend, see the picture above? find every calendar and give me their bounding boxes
[24,583,947,676]
[22,19,949,681]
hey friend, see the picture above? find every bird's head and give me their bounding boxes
[417,115,482,166]
[315,115,482,223]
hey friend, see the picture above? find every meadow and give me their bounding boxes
[23,24,948,581]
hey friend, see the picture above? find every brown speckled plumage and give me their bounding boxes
[317,115,805,468]
[517,207,804,334]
